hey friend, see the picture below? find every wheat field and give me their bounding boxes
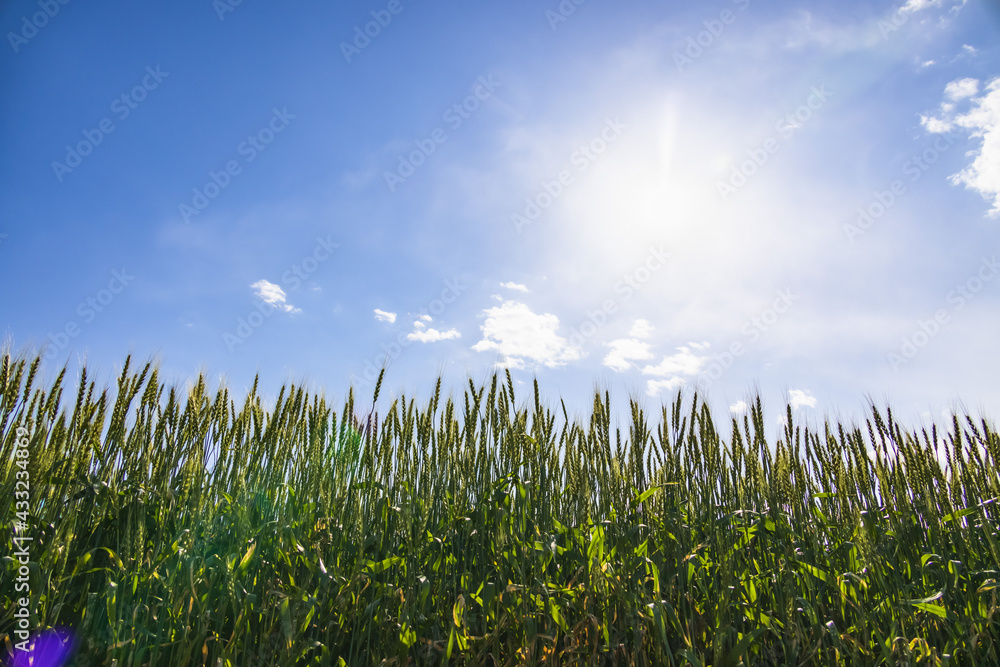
[2,352,999,665]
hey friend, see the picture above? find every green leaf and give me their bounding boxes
[941,507,978,523]
[678,649,705,667]
[237,543,256,577]
[910,602,947,618]
[920,553,941,568]
[280,598,294,649]
[634,486,661,506]
[796,561,831,584]
[364,556,403,574]
[905,590,944,604]
[904,589,946,617]
[728,629,766,662]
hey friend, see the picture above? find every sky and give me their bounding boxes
[1,0,999,435]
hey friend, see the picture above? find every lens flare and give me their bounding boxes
[12,628,75,667]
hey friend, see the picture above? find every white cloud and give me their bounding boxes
[789,389,817,410]
[250,280,300,314]
[730,400,749,414]
[921,115,953,133]
[407,327,461,343]
[629,319,654,339]
[898,0,941,14]
[639,345,710,398]
[603,319,658,372]
[949,78,1000,217]
[603,338,654,372]
[418,314,433,322]
[647,377,686,398]
[472,300,581,369]
[500,282,529,292]
[928,114,962,133]
[642,345,709,377]
[406,318,461,343]
[944,77,979,101]
[374,309,397,324]
[924,77,1000,216]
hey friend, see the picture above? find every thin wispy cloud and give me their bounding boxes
[647,377,686,398]
[898,0,942,14]
[374,309,397,324]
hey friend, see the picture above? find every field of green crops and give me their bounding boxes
[2,352,999,666]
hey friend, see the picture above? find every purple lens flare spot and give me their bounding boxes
[11,628,75,667]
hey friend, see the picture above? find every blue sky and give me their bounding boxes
[2,0,999,432]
